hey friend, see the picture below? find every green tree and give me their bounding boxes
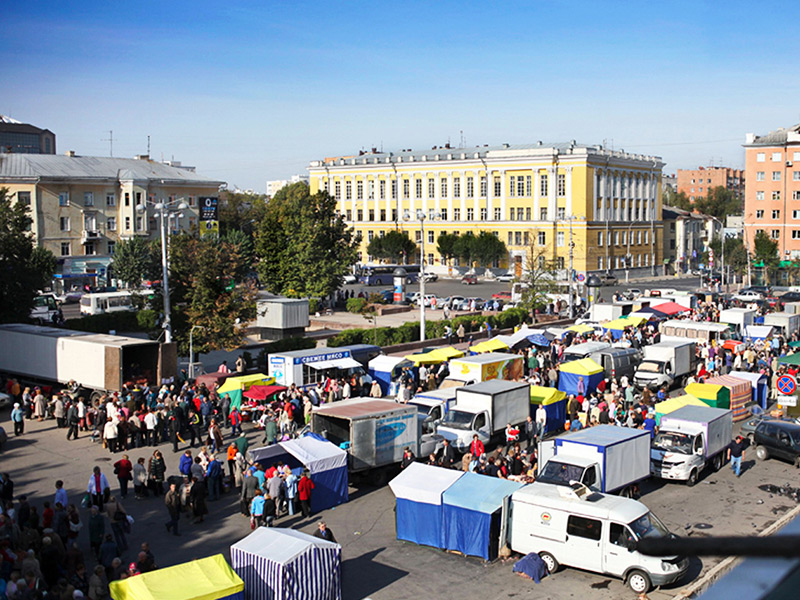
[0,188,45,322]
[222,229,256,281]
[218,190,267,236]
[472,231,508,268]
[453,232,477,268]
[695,186,741,219]
[111,237,159,288]
[708,236,749,277]
[436,232,459,267]
[366,230,415,263]
[518,245,561,313]
[663,188,692,211]
[254,183,360,298]
[753,230,779,284]
[29,246,58,291]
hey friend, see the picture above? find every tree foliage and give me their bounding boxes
[218,190,267,237]
[436,232,459,265]
[366,230,415,263]
[472,231,507,267]
[517,245,562,312]
[708,236,749,275]
[446,231,508,269]
[0,188,48,322]
[663,188,692,211]
[29,246,58,292]
[222,229,256,281]
[694,186,741,219]
[254,183,360,298]
[111,237,160,287]
[453,232,477,267]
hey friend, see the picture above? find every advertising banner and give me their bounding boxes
[199,196,219,239]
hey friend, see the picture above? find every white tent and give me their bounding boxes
[231,527,341,600]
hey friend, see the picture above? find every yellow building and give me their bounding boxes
[308,142,664,278]
[0,152,224,289]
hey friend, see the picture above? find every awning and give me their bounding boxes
[217,373,273,395]
[470,338,509,354]
[243,384,288,400]
[308,357,361,370]
[568,323,595,334]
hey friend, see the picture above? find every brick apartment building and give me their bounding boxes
[677,166,744,202]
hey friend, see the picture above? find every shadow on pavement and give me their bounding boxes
[342,547,407,598]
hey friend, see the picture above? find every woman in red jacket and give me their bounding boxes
[297,470,315,518]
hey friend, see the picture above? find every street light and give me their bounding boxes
[403,209,439,342]
[558,216,584,319]
[136,198,188,343]
[708,216,726,292]
[624,221,641,284]
[189,325,205,379]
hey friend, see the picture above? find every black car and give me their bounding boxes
[779,291,800,302]
[754,420,800,466]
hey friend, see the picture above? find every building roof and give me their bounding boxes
[0,154,224,186]
[744,123,800,147]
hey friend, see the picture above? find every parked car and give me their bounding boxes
[741,413,800,441]
[420,272,438,283]
[779,291,800,302]
[496,272,515,282]
[57,288,84,304]
[0,391,11,410]
[735,291,764,302]
[461,274,478,285]
[741,286,771,295]
[0,424,7,449]
[754,420,800,466]
[491,291,512,300]
[343,273,358,284]
[599,272,618,286]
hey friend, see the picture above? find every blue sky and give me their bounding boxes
[3,1,799,191]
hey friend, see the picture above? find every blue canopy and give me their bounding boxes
[442,473,524,560]
[527,333,551,347]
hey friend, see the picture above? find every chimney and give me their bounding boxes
[65,150,76,157]
[745,133,756,144]
[134,154,150,160]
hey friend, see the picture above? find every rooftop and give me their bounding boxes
[744,124,800,147]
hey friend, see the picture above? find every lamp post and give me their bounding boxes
[136,197,188,343]
[625,221,640,284]
[404,209,439,342]
[709,216,726,292]
[189,325,205,379]
[559,216,584,319]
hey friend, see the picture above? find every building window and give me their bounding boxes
[466,177,474,198]
[367,231,374,242]
[107,216,117,231]
[379,230,385,238]
[357,180,363,200]
[59,216,70,231]
[17,191,31,205]
[379,180,386,199]
[357,209,363,221]
[391,180,398,199]
[428,231,434,244]
[507,232,513,246]
[515,208,523,220]
[794,171,800,181]
[480,208,487,220]
[598,232,603,246]
[59,192,69,206]
[773,210,781,219]
[453,177,461,197]
[84,242,96,256]
[188,196,196,207]
[757,152,765,162]
[346,181,352,200]
[756,171,765,181]
[480,176,487,197]
[756,191,765,200]
[556,256,565,270]
[772,230,780,239]
[334,181,341,200]
[525,176,532,197]
[598,256,603,269]
[494,177,501,197]
[125,216,131,230]
[517,176,526,197]
[773,171,782,181]
[466,208,474,221]
[428,179,435,198]
[494,207,501,220]
[368,180,374,199]
[508,176,516,198]
[794,191,800,201]
[346,210,352,221]
[540,174,548,197]
[136,216,144,231]
[380,209,386,221]
[135,192,142,205]
[538,231,546,246]
[60,242,70,256]
[415,178,422,198]
[756,210,764,219]
[614,231,619,245]
[105,193,115,207]
[772,152,782,162]
[368,210,375,221]
[538,255,546,269]
[637,230,642,245]
[773,191,781,201]
[557,207,566,220]
[557,231,565,247]
[793,231,800,239]
[793,210,800,219]
[525,208,531,220]
[557,173,566,197]
[440,178,448,198]
[440,208,447,220]
[107,241,116,255]
[84,192,94,206]
[515,232,522,245]
[403,179,410,199]
[540,207,548,220]
[453,208,461,221]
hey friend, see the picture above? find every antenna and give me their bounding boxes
[102,130,114,157]
[459,130,465,148]
[147,135,151,155]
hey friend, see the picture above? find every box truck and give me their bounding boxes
[718,308,755,336]
[633,340,697,390]
[439,352,523,388]
[659,320,731,343]
[408,387,458,434]
[508,483,688,593]
[437,380,530,452]
[536,425,651,496]
[763,311,800,337]
[651,405,733,486]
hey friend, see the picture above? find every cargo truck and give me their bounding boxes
[439,352,523,388]
[763,311,800,338]
[633,340,697,390]
[311,398,442,483]
[718,308,755,336]
[536,425,651,497]
[650,405,733,486]
[659,320,731,343]
[408,387,458,434]
[436,380,530,452]
[0,323,167,399]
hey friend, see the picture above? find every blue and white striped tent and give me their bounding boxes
[231,527,341,600]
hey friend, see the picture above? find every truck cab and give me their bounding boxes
[650,430,705,484]
[438,407,490,451]
[633,359,673,390]
[536,455,601,490]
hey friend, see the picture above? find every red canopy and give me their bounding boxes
[194,371,235,389]
[651,301,690,315]
[243,384,288,400]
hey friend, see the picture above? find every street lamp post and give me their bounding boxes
[404,209,438,342]
[625,221,637,284]
[136,198,188,343]
[189,325,205,379]
[709,216,726,292]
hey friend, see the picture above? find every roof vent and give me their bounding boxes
[537,141,543,146]
[65,150,76,157]
[134,154,150,160]
[502,143,510,149]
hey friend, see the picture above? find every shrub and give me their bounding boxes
[136,309,159,331]
[346,297,368,314]
[308,298,321,314]
[327,329,366,347]
[63,311,143,334]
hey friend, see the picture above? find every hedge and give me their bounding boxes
[327,307,530,347]
[62,310,159,334]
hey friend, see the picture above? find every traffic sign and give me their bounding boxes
[777,375,796,396]
[577,273,586,283]
[778,395,798,407]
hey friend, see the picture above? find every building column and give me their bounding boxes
[548,166,557,220]
[447,172,454,221]
[499,170,507,220]
[485,171,493,220]
[565,166,573,217]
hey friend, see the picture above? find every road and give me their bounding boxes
[1,408,797,600]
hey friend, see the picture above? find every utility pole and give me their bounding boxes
[102,130,114,157]
[568,218,575,319]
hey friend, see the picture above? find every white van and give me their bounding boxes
[509,483,688,593]
[79,291,135,316]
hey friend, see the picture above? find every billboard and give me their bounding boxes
[199,196,219,239]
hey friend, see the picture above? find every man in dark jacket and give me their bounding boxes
[66,403,80,440]
[206,455,223,501]
[313,521,337,543]
[165,482,181,536]
[437,439,456,469]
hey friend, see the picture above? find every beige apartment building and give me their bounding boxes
[0,152,224,288]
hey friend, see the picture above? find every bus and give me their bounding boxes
[80,291,135,316]
[359,264,421,286]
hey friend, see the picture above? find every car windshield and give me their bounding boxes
[441,409,473,429]
[637,360,664,374]
[535,461,584,486]
[629,512,671,539]
[652,431,693,454]
[409,401,432,415]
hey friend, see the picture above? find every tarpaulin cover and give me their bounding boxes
[527,334,551,347]
[602,318,638,340]
[431,346,465,361]
[558,358,604,396]
[705,375,754,422]
[249,434,348,513]
[404,350,445,365]
[496,326,535,349]
[470,338,510,354]
[729,370,769,409]
[513,553,549,583]
[651,301,690,315]
[243,385,287,401]
[746,325,774,340]
[218,374,273,395]
[231,528,341,600]
[722,340,745,353]
[777,353,800,366]
[654,394,706,425]
[194,372,235,389]
[628,310,662,321]
[529,386,566,434]
[441,473,523,560]
[307,357,361,370]
[110,554,243,600]
[685,382,730,409]
[388,462,463,548]
[633,306,668,316]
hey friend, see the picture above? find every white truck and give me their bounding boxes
[436,380,530,452]
[718,308,756,336]
[633,340,697,391]
[650,405,733,486]
[408,387,458,434]
[536,425,651,497]
[763,311,800,337]
[509,482,688,594]
[439,352,523,388]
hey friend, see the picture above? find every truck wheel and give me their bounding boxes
[539,552,559,573]
[713,454,724,472]
[620,486,633,499]
[374,278,382,286]
[90,391,104,404]
[627,570,652,594]
[687,469,698,487]
[369,468,388,487]
[756,445,769,461]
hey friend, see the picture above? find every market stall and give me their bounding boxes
[218,374,275,409]
[651,301,690,315]
[558,358,604,396]
[685,382,730,409]
[388,462,463,549]
[249,433,348,513]
[654,394,706,425]
[441,472,524,561]
[368,355,413,395]
[195,371,236,389]
[729,370,769,409]
[231,527,341,600]
[109,555,243,600]
[705,375,755,422]
[469,338,510,354]
[529,385,567,434]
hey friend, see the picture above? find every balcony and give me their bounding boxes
[81,229,101,244]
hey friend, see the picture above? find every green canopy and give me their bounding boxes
[778,353,800,366]
[789,341,800,349]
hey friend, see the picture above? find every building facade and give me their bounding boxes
[308,142,664,277]
[677,166,744,203]
[266,175,308,198]
[0,153,224,287]
[743,124,800,259]
[662,205,717,274]
[0,115,56,154]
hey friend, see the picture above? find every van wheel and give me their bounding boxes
[713,453,724,472]
[90,391,104,404]
[539,551,559,573]
[627,569,652,594]
[756,445,770,461]
[687,469,698,487]
[620,486,633,499]
[369,468,388,487]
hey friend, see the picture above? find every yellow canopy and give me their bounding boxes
[217,373,273,394]
[470,338,510,353]
[404,350,444,365]
[430,346,464,361]
[655,394,706,415]
[568,323,595,334]
[530,385,567,405]
[685,382,724,399]
[559,357,603,375]
[109,554,243,600]
[603,317,643,330]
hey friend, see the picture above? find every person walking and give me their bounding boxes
[11,403,25,436]
[104,495,129,552]
[66,402,80,440]
[148,450,166,497]
[103,418,118,454]
[297,470,314,518]
[313,521,337,543]
[87,467,110,509]
[164,482,182,536]
[133,458,148,499]
[283,466,298,516]
[206,454,223,501]
[113,455,133,498]
[728,435,746,477]
[189,477,208,524]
